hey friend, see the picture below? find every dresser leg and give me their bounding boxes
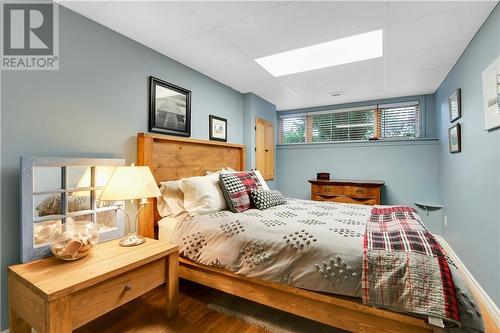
[165,252,179,320]
[9,307,31,333]
[46,296,71,333]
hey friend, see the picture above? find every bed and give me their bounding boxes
[136,132,487,333]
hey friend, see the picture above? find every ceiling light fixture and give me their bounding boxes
[255,30,383,77]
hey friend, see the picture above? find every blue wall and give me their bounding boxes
[277,140,441,232]
[243,93,277,189]
[434,5,499,306]
[276,95,441,230]
[0,6,244,330]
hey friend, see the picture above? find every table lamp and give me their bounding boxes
[99,166,161,247]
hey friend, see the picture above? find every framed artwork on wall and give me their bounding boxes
[448,88,461,122]
[481,55,500,131]
[149,76,191,137]
[448,123,461,153]
[209,115,227,142]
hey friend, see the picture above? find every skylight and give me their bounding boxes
[255,30,383,77]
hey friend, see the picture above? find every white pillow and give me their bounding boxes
[206,167,236,175]
[252,170,270,191]
[179,173,227,215]
[157,180,185,217]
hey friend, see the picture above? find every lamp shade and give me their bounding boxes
[99,166,161,201]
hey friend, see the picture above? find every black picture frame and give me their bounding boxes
[149,76,191,137]
[209,115,227,142]
[448,123,461,153]
[448,88,461,122]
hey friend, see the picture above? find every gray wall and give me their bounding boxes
[276,94,441,230]
[435,4,499,306]
[242,93,277,189]
[0,7,244,330]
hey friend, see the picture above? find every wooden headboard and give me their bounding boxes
[136,132,246,238]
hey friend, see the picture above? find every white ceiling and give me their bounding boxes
[59,1,498,110]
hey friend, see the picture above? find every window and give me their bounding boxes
[279,114,306,143]
[279,101,420,144]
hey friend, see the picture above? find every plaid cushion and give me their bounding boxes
[219,171,262,212]
[250,189,287,210]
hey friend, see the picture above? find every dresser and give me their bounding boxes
[8,238,178,333]
[309,179,384,205]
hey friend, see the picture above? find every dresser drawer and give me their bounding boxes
[71,258,166,329]
[312,194,336,202]
[331,196,377,206]
[344,185,378,198]
[312,184,344,196]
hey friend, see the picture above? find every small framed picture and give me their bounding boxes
[209,115,227,142]
[448,88,461,122]
[448,123,461,153]
[149,76,191,137]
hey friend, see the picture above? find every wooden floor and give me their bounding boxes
[76,280,498,333]
[76,280,269,333]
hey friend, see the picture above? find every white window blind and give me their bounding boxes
[379,102,420,138]
[279,101,420,144]
[309,108,375,142]
[279,114,306,143]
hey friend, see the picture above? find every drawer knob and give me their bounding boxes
[124,283,133,291]
[355,188,364,194]
[324,188,331,192]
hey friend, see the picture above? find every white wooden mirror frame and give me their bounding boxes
[21,157,126,262]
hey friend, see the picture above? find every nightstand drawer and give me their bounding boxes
[312,184,344,196]
[71,258,166,329]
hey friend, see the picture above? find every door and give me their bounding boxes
[256,118,275,180]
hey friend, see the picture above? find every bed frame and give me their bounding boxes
[136,132,434,333]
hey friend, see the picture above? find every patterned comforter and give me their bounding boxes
[169,199,484,331]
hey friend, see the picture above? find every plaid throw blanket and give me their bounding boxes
[362,206,460,325]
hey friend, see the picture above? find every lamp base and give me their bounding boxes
[119,233,146,247]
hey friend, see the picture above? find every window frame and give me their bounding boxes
[279,101,421,145]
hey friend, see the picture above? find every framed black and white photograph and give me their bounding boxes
[448,123,461,153]
[209,115,227,142]
[481,55,500,130]
[448,88,461,122]
[149,76,191,137]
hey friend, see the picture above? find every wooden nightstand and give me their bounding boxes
[8,238,178,333]
[309,179,384,205]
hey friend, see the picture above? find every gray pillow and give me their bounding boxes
[250,189,287,210]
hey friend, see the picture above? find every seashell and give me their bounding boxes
[79,243,92,252]
[62,240,82,256]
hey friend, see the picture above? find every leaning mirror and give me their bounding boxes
[22,157,126,262]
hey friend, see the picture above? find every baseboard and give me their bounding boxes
[435,235,500,328]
